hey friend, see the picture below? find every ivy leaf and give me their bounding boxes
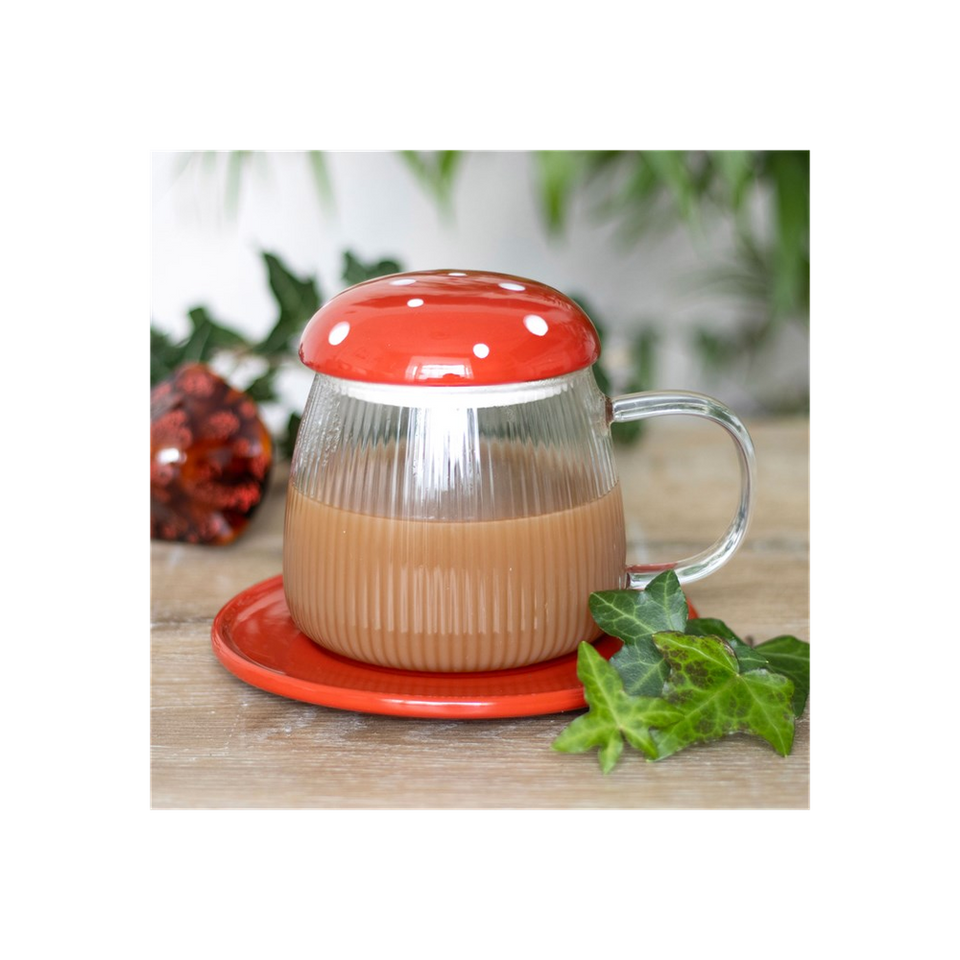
[590,570,688,644]
[552,643,684,773]
[686,617,770,673]
[681,621,809,717]
[280,411,302,460]
[182,306,248,364]
[592,570,687,697]
[254,252,322,358]
[151,325,186,385]
[243,368,279,403]
[341,250,403,287]
[651,632,796,760]
[754,636,810,716]
[610,640,671,698]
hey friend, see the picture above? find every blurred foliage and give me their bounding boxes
[573,294,657,445]
[150,250,401,458]
[150,250,636,459]
[398,151,463,212]
[549,151,809,412]
[532,151,809,316]
[146,145,814,464]
[179,151,335,216]
[341,250,401,287]
[184,152,808,350]
[402,149,810,413]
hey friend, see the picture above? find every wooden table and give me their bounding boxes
[151,416,809,808]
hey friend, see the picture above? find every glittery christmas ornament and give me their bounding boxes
[151,363,273,545]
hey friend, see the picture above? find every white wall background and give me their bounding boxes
[151,151,807,429]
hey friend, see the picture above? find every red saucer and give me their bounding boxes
[211,574,634,719]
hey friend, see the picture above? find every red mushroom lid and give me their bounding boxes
[298,269,601,386]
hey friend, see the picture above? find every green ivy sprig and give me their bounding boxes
[150,250,401,457]
[553,571,809,772]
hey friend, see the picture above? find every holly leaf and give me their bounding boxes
[651,631,796,760]
[754,635,810,716]
[552,643,683,773]
[592,570,687,696]
[686,617,770,673]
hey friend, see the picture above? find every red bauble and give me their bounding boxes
[151,363,273,545]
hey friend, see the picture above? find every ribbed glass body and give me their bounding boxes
[283,369,627,671]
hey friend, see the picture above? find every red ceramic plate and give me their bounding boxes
[211,575,697,719]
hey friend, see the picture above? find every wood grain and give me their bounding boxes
[151,416,809,808]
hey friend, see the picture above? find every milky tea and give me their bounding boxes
[282,482,626,672]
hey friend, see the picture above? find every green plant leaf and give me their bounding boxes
[437,149,460,183]
[711,150,755,214]
[590,570,688,645]
[570,293,613,397]
[552,642,684,773]
[609,640,671,698]
[341,250,403,287]
[651,631,796,759]
[754,635,810,716]
[535,150,586,234]
[610,329,658,445]
[567,291,655,444]
[686,617,769,673]
[556,577,807,771]
[243,368,279,403]
[225,150,252,216]
[591,571,687,697]
[628,328,658,392]
[182,306,248,364]
[254,253,322,358]
[306,151,334,209]
[596,153,670,242]
[591,356,612,397]
[766,150,809,320]
[280,411,302,460]
[399,150,462,209]
[642,150,698,225]
[612,420,645,445]
[151,325,186,385]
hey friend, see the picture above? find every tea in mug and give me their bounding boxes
[283,483,625,672]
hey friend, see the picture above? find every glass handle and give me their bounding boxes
[611,391,756,589]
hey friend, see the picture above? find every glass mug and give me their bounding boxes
[283,270,755,672]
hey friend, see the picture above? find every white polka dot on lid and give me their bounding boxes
[473,343,490,359]
[389,278,417,286]
[407,298,424,307]
[498,282,525,291]
[327,321,350,345]
[523,314,548,337]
